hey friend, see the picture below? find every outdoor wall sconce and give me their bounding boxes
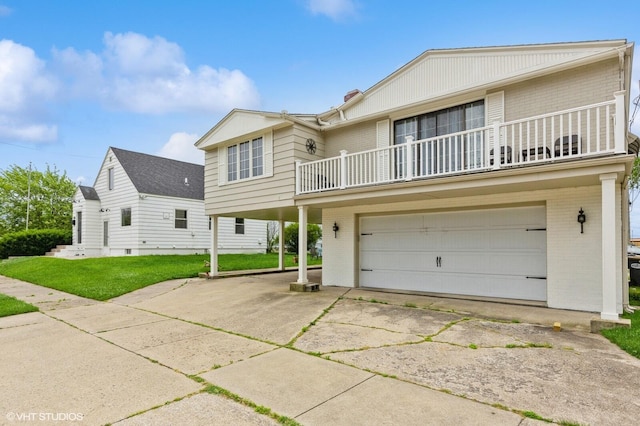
[72,218,76,226]
[577,208,586,234]
[332,222,340,238]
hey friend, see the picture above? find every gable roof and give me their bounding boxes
[320,39,632,124]
[196,109,287,149]
[110,147,204,200]
[78,185,100,201]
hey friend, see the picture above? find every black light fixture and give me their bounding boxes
[577,208,586,234]
[332,222,339,238]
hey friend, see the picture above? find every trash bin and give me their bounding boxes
[629,256,640,286]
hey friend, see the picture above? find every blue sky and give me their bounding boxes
[2,0,640,231]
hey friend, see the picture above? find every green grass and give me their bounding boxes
[630,286,640,304]
[0,293,39,317]
[601,309,640,359]
[0,253,321,301]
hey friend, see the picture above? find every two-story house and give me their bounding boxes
[63,147,267,257]
[196,40,638,320]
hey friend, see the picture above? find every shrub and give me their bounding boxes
[0,229,71,259]
[283,223,322,254]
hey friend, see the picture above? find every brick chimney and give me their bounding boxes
[344,89,361,103]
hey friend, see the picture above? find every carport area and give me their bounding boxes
[1,270,639,425]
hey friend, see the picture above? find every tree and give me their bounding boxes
[283,223,322,254]
[0,164,76,236]
[266,221,279,253]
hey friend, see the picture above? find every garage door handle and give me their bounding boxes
[526,276,546,279]
[361,268,373,272]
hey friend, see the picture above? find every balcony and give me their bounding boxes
[296,93,627,195]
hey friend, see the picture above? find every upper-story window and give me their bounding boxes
[108,167,114,190]
[394,100,485,144]
[228,137,263,182]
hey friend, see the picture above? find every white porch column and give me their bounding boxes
[278,219,285,271]
[614,90,626,154]
[297,206,308,284]
[600,173,618,320]
[209,215,219,277]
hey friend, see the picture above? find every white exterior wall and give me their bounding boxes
[94,149,140,256]
[216,217,267,254]
[136,195,210,255]
[71,191,102,256]
[321,183,622,313]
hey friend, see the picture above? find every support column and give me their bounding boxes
[209,215,219,278]
[297,206,308,284]
[278,219,285,271]
[289,206,318,292]
[600,173,618,320]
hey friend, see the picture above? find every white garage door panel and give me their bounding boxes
[359,206,547,301]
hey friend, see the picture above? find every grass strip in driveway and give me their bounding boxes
[0,293,39,317]
[0,253,321,301]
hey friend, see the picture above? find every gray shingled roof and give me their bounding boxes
[78,185,100,201]
[111,147,204,200]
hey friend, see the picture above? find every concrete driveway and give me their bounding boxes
[1,270,639,425]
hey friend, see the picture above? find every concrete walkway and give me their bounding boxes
[1,271,639,425]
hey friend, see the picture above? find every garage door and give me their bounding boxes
[359,206,547,301]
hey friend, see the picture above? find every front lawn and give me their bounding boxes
[601,309,640,359]
[0,253,321,301]
[0,293,39,317]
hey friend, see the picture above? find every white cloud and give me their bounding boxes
[53,31,260,114]
[307,0,358,21]
[0,39,58,142]
[157,132,203,165]
[0,5,12,17]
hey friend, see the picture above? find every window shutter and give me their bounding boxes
[218,147,227,186]
[376,119,390,181]
[264,131,273,177]
[486,91,504,124]
[486,91,504,150]
[376,119,390,148]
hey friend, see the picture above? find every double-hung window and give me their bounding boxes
[235,218,245,234]
[121,208,131,227]
[175,209,187,229]
[227,137,263,182]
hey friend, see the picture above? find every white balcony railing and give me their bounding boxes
[296,93,626,195]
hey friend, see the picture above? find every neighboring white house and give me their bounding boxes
[196,40,638,320]
[59,147,267,257]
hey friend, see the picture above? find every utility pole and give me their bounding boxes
[26,162,32,230]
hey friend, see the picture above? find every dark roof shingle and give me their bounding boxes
[111,147,204,200]
[78,185,100,201]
